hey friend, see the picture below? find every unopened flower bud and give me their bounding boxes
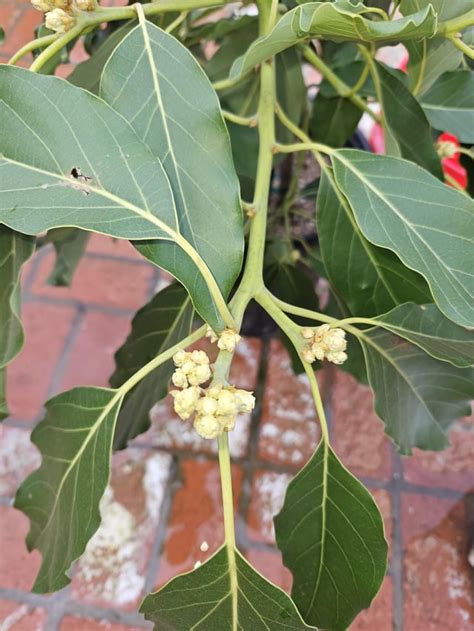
[172,368,188,389]
[216,389,238,416]
[173,350,188,368]
[217,328,241,353]
[301,327,315,340]
[45,8,75,32]
[194,414,221,439]
[220,414,236,432]
[188,363,212,386]
[326,350,348,365]
[310,343,326,361]
[234,389,255,414]
[205,326,218,343]
[170,386,200,420]
[196,395,218,416]
[76,0,97,9]
[31,0,54,11]
[302,348,316,363]
[190,350,209,365]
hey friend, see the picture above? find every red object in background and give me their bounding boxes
[438,132,468,189]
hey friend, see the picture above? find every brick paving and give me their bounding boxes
[1,3,474,630]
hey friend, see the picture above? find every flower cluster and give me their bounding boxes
[31,0,98,34]
[206,327,241,353]
[170,351,255,440]
[300,324,348,365]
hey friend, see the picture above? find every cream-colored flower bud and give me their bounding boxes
[190,350,209,365]
[301,348,316,363]
[216,389,238,416]
[234,389,255,414]
[76,0,97,10]
[206,385,222,399]
[31,0,54,11]
[217,328,241,353]
[219,414,236,432]
[171,368,188,389]
[170,386,200,420]
[187,363,212,387]
[324,328,347,353]
[314,324,331,341]
[205,326,218,343]
[301,327,315,340]
[181,359,195,375]
[173,350,188,368]
[45,8,75,32]
[311,343,326,361]
[326,350,348,365]
[194,414,220,439]
[196,395,218,416]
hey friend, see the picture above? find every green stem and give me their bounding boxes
[301,45,381,123]
[217,431,238,627]
[275,141,334,156]
[448,35,474,60]
[30,23,84,73]
[256,290,330,441]
[437,9,474,36]
[222,110,257,127]
[119,324,207,395]
[165,10,189,33]
[8,34,57,65]
[212,70,253,92]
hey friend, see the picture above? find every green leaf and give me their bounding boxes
[110,283,194,450]
[14,386,124,592]
[310,92,362,148]
[375,63,442,178]
[372,302,474,368]
[319,60,375,99]
[400,0,472,93]
[275,438,387,630]
[0,65,239,330]
[359,329,473,453]
[0,226,35,419]
[140,545,315,630]
[231,1,436,77]
[317,169,431,317]
[45,228,89,287]
[421,71,474,143]
[332,150,474,328]
[68,23,135,94]
[100,20,243,328]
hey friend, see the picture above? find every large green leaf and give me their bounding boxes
[274,438,387,630]
[359,329,473,454]
[375,63,442,178]
[100,20,243,328]
[400,0,472,93]
[0,226,35,419]
[14,386,123,592]
[332,150,474,328]
[372,303,474,368]
[310,92,362,148]
[421,71,474,143]
[68,23,135,94]
[141,545,315,630]
[317,170,431,317]
[0,65,239,330]
[110,283,193,450]
[231,1,436,77]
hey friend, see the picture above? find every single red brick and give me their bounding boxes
[60,312,130,391]
[7,302,76,420]
[31,252,154,311]
[71,449,172,611]
[403,416,474,492]
[258,340,321,468]
[1,8,41,57]
[60,617,144,631]
[156,459,243,587]
[0,600,47,631]
[0,426,40,497]
[146,338,262,459]
[245,549,293,593]
[330,368,392,480]
[0,506,41,591]
[87,234,143,260]
[402,494,474,630]
[247,470,292,544]
[349,576,393,630]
